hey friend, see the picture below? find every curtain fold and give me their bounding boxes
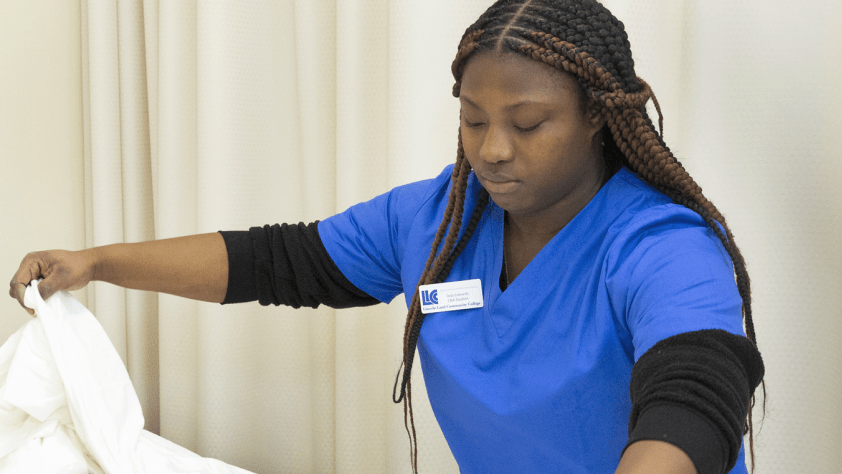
[82,0,160,435]
[78,0,842,472]
[151,0,202,454]
[82,0,471,471]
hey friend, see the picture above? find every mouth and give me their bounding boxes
[477,171,519,195]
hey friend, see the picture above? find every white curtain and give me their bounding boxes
[77,0,841,473]
[80,0,487,472]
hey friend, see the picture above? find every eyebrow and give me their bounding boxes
[460,95,548,112]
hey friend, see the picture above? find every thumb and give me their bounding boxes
[38,276,59,301]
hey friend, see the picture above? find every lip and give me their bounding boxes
[478,171,516,182]
[477,171,519,194]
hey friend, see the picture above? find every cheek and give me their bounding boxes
[460,128,482,161]
[523,132,595,177]
[519,134,572,166]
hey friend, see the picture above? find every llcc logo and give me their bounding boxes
[421,289,438,305]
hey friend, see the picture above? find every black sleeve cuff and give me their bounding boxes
[217,224,380,309]
[219,230,258,304]
[626,329,764,474]
[625,403,728,474]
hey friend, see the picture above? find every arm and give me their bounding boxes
[616,441,697,474]
[10,222,381,316]
[9,233,228,315]
[617,329,765,474]
[93,233,228,302]
[219,223,379,308]
[603,206,764,473]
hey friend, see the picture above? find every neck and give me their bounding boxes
[502,164,606,285]
[506,163,605,242]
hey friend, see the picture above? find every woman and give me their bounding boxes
[9,1,763,473]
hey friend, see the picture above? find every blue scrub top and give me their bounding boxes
[318,165,748,473]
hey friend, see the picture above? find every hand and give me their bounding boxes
[8,249,97,316]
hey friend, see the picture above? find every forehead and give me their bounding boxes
[459,51,581,105]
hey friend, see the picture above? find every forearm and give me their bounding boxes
[91,232,228,303]
[615,440,697,474]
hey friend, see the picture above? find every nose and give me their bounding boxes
[478,125,514,164]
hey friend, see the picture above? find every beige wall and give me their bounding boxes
[0,0,86,340]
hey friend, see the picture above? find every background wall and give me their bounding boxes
[0,0,87,339]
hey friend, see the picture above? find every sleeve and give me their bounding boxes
[218,222,379,309]
[317,165,454,303]
[625,329,764,474]
[605,204,763,473]
[605,204,747,361]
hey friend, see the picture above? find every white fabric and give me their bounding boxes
[0,281,252,474]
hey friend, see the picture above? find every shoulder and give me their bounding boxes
[605,168,731,268]
[315,164,459,303]
[600,171,744,358]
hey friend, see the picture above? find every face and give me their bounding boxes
[459,52,606,221]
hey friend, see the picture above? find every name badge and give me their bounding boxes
[419,279,483,314]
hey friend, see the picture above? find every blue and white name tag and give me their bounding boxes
[419,279,484,314]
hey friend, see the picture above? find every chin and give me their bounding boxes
[489,195,530,214]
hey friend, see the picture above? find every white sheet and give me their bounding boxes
[0,281,255,474]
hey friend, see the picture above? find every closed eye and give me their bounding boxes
[463,119,485,129]
[515,122,542,133]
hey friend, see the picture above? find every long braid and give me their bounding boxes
[514,26,761,469]
[398,157,462,364]
[394,46,489,465]
[518,32,757,341]
[396,1,762,471]
[395,155,484,472]
[435,189,490,283]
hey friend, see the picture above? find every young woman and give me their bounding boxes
[10,1,763,473]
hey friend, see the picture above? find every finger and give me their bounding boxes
[8,281,35,316]
[38,276,58,301]
[10,253,50,316]
[10,263,37,304]
[11,253,44,288]
[38,258,75,301]
[8,280,23,301]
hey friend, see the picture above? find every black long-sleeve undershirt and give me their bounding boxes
[219,223,379,308]
[218,224,764,474]
[626,329,764,473]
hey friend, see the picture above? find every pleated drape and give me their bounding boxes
[80,0,487,472]
[76,0,842,473]
[82,0,160,436]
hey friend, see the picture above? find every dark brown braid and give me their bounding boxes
[395,1,762,472]
[392,119,491,472]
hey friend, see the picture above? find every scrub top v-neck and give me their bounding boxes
[317,164,748,473]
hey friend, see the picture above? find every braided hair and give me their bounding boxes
[393,1,762,472]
